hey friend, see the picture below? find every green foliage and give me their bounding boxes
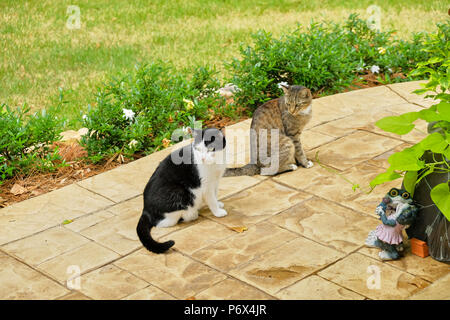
[370,21,450,220]
[0,104,65,183]
[80,63,227,162]
[227,14,433,111]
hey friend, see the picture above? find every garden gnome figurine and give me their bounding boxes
[365,188,418,260]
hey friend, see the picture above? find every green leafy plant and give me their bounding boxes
[227,14,433,111]
[80,62,227,162]
[370,22,450,220]
[0,104,65,183]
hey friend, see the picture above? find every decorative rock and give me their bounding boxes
[217,83,241,98]
[60,127,89,142]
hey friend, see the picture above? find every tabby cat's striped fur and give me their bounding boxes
[225,84,313,176]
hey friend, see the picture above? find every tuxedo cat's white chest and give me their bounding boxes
[197,163,226,189]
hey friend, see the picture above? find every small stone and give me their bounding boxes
[10,184,27,195]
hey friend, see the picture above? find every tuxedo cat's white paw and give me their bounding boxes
[305,160,314,168]
[213,208,227,218]
[218,201,224,208]
[288,164,298,171]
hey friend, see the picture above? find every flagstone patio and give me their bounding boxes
[0,81,448,300]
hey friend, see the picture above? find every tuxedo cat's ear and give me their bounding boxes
[192,129,204,144]
[188,127,202,138]
[184,126,197,140]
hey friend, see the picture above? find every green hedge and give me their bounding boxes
[227,14,434,110]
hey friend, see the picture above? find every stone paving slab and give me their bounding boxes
[0,184,114,246]
[0,252,69,299]
[37,242,120,283]
[229,237,345,295]
[0,81,448,300]
[201,180,311,227]
[312,131,403,171]
[77,264,149,300]
[276,275,365,300]
[192,222,298,272]
[2,227,90,266]
[408,273,450,300]
[269,197,379,254]
[387,81,437,108]
[318,253,430,300]
[114,249,227,299]
[122,285,176,300]
[196,278,274,300]
[358,246,450,283]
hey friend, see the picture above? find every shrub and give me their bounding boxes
[0,104,64,183]
[227,22,359,110]
[80,62,227,162]
[227,14,434,111]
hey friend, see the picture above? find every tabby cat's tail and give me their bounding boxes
[136,213,175,254]
[223,164,260,177]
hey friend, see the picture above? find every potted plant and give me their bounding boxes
[370,23,449,262]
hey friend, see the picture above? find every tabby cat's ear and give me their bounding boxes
[301,88,311,98]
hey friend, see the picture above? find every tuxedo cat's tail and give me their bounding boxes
[136,214,175,254]
[223,164,260,177]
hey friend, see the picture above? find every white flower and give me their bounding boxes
[82,114,88,120]
[356,66,363,72]
[370,65,380,74]
[122,108,135,121]
[128,139,138,148]
[387,67,393,73]
[377,47,386,55]
[277,81,289,89]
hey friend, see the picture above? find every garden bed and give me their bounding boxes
[0,113,248,208]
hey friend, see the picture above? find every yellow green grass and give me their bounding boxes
[0,0,448,127]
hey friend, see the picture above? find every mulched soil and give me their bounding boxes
[0,71,403,208]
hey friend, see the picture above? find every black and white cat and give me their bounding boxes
[136,128,227,254]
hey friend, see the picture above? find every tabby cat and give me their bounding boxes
[225,84,313,176]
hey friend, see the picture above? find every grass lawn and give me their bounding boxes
[1,0,448,128]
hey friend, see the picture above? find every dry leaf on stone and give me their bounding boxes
[10,183,27,195]
[62,219,73,225]
[228,226,248,233]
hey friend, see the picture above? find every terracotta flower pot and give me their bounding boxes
[410,238,429,258]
